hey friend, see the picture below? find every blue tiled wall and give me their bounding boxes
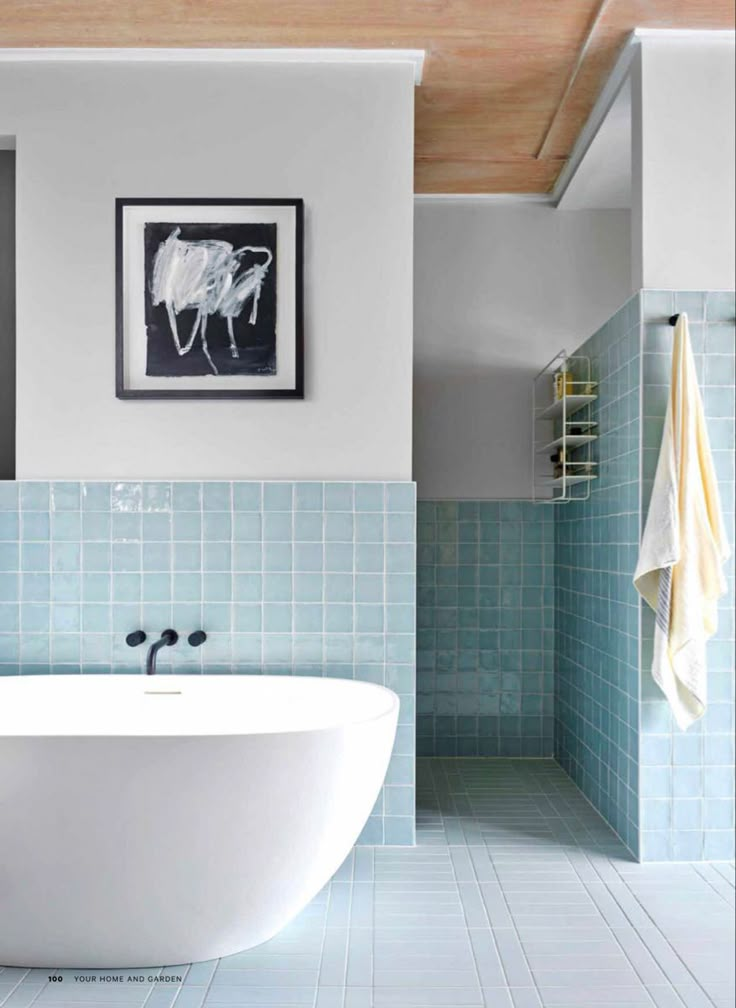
[555,295,642,857]
[416,501,554,757]
[639,291,735,862]
[0,480,416,846]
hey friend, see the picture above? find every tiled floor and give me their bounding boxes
[1,759,734,1008]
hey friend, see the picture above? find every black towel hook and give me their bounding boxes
[669,314,680,326]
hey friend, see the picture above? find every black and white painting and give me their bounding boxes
[116,199,303,399]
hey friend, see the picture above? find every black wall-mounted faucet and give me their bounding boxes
[125,630,147,647]
[146,629,178,675]
[188,631,207,647]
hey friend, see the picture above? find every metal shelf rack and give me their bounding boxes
[532,350,598,503]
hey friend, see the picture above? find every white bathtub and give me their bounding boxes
[0,674,399,968]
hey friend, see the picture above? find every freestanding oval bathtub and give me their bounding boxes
[0,674,399,968]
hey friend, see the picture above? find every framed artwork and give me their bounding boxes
[115,198,304,399]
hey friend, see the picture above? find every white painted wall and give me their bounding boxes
[632,36,735,291]
[414,202,632,499]
[0,60,414,480]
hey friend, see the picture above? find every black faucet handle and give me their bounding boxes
[161,629,178,646]
[188,630,207,647]
[126,630,147,647]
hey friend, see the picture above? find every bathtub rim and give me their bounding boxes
[0,672,401,738]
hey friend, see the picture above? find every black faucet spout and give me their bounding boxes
[145,629,178,675]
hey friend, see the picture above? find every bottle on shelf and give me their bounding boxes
[553,365,574,401]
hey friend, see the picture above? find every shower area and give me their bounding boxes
[415,290,736,863]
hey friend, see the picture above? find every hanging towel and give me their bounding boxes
[634,313,730,730]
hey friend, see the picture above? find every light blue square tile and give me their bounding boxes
[264,512,293,541]
[111,482,142,513]
[356,544,383,573]
[295,483,323,511]
[0,512,18,539]
[173,573,201,602]
[233,483,262,511]
[51,482,80,511]
[355,514,383,543]
[356,605,383,632]
[263,573,292,601]
[325,605,353,632]
[325,513,353,542]
[387,513,414,542]
[172,482,202,511]
[140,482,171,513]
[325,483,353,511]
[144,542,172,571]
[387,483,415,512]
[386,573,414,603]
[264,483,293,510]
[231,634,262,664]
[21,634,50,663]
[0,484,18,511]
[706,290,736,322]
[82,511,111,541]
[293,634,322,662]
[295,512,323,541]
[142,513,171,541]
[386,544,413,573]
[263,634,292,663]
[173,512,201,541]
[355,483,384,512]
[142,572,169,600]
[203,511,231,541]
[295,543,322,571]
[203,542,230,572]
[234,604,262,632]
[387,604,414,632]
[52,633,80,663]
[113,573,141,602]
[112,543,140,572]
[264,603,292,632]
[81,483,110,511]
[112,512,141,541]
[21,603,50,632]
[83,572,111,602]
[202,603,230,632]
[0,603,18,632]
[264,542,291,572]
[83,542,111,571]
[233,574,262,602]
[50,512,80,544]
[21,573,49,601]
[52,543,81,572]
[21,512,50,541]
[203,573,231,602]
[294,573,322,602]
[294,604,323,632]
[672,830,703,860]
[325,573,353,602]
[202,482,230,511]
[703,830,735,860]
[174,542,201,571]
[356,574,382,603]
[233,544,266,576]
[53,604,81,633]
[20,483,50,511]
[355,634,384,662]
[233,512,262,541]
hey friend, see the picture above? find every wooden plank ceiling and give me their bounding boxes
[1,0,733,193]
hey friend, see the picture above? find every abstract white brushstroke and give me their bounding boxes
[150,227,273,375]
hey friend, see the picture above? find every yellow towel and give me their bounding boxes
[634,313,730,730]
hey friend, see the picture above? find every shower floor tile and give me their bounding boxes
[2,759,733,1008]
